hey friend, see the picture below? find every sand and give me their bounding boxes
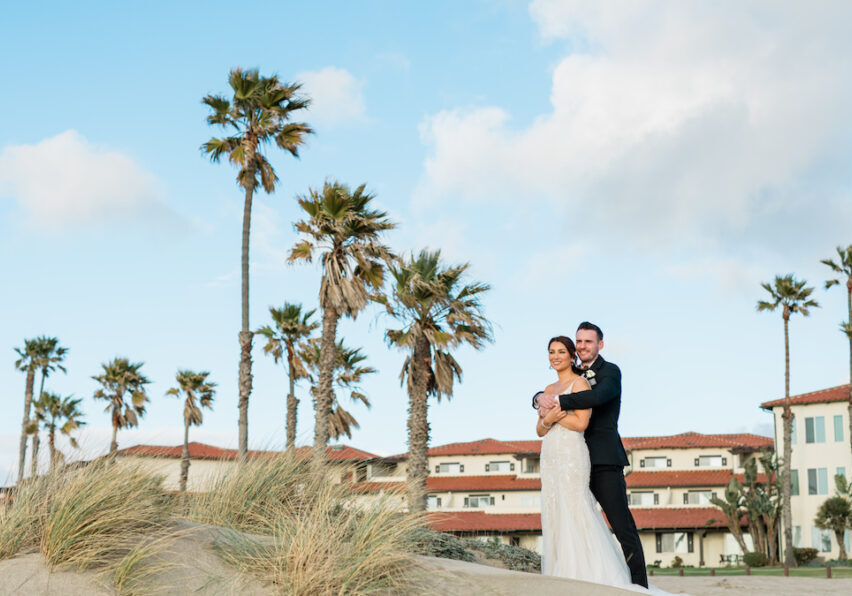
[2,524,850,595]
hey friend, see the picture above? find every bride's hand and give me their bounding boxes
[542,406,567,426]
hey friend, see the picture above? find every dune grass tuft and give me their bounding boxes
[187,453,425,594]
[0,459,175,594]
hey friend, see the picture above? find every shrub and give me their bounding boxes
[743,552,768,567]
[648,560,662,568]
[465,537,542,573]
[670,555,684,568]
[794,547,819,566]
[409,527,474,562]
[825,558,852,567]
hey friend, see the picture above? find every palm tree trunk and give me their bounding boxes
[180,416,190,493]
[48,428,56,472]
[17,367,35,484]
[110,408,119,456]
[763,514,778,564]
[406,332,432,513]
[30,432,40,477]
[312,306,338,466]
[781,312,797,567]
[237,180,255,461]
[286,346,298,451]
[837,529,848,561]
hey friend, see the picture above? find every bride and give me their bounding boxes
[536,336,670,593]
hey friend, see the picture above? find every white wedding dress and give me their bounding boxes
[540,383,676,594]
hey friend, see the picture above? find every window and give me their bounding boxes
[524,459,540,474]
[695,455,725,467]
[792,526,802,548]
[510,536,520,547]
[629,491,657,506]
[520,495,541,507]
[835,415,844,442]
[805,417,826,443]
[655,532,693,553]
[426,496,442,510]
[683,490,715,505]
[435,462,463,474]
[791,469,799,496]
[811,527,832,552]
[464,494,494,508]
[791,415,797,444]
[807,468,829,495]
[641,457,669,468]
[486,461,514,472]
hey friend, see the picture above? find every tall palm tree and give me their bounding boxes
[821,244,852,460]
[301,338,375,440]
[256,303,318,449]
[383,249,492,511]
[289,181,395,465]
[14,338,39,484]
[92,358,151,456]
[28,337,68,476]
[202,67,312,460]
[166,370,216,492]
[31,392,86,471]
[757,274,819,567]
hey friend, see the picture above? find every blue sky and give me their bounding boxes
[2,1,852,482]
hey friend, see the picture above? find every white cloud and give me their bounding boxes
[0,130,179,229]
[297,67,366,128]
[414,1,852,249]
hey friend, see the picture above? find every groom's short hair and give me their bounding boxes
[577,321,603,341]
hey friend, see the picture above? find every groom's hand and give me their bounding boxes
[538,393,558,410]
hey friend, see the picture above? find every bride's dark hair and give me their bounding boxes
[548,336,582,373]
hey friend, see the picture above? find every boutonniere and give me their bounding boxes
[583,369,597,386]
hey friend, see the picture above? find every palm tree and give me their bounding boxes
[383,249,492,511]
[256,303,318,449]
[92,358,151,456]
[202,67,312,460]
[301,338,375,440]
[757,274,819,567]
[822,245,852,460]
[814,496,851,560]
[289,181,395,465]
[166,370,216,492]
[14,338,39,483]
[28,337,68,476]
[710,478,749,555]
[31,392,86,471]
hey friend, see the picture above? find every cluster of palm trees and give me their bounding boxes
[756,244,852,566]
[14,342,217,492]
[200,67,493,511]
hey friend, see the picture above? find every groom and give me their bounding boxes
[534,322,648,588]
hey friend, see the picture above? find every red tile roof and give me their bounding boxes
[760,384,851,409]
[626,470,768,488]
[351,475,542,494]
[384,433,772,461]
[426,507,742,532]
[427,511,542,532]
[628,507,743,530]
[116,442,378,462]
[623,433,773,450]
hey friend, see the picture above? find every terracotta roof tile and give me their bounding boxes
[426,507,741,532]
[623,433,773,450]
[116,442,378,462]
[760,384,851,409]
[626,470,768,488]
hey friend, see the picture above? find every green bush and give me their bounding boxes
[825,558,852,567]
[465,537,542,573]
[743,552,768,567]
[794,547,819,566]
[671,555,683,568]
[409,527,474,562]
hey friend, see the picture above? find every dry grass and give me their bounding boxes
[187,453,425,595]
[0,459,176,594]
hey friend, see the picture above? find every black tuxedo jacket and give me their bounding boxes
[533,355,629,467]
